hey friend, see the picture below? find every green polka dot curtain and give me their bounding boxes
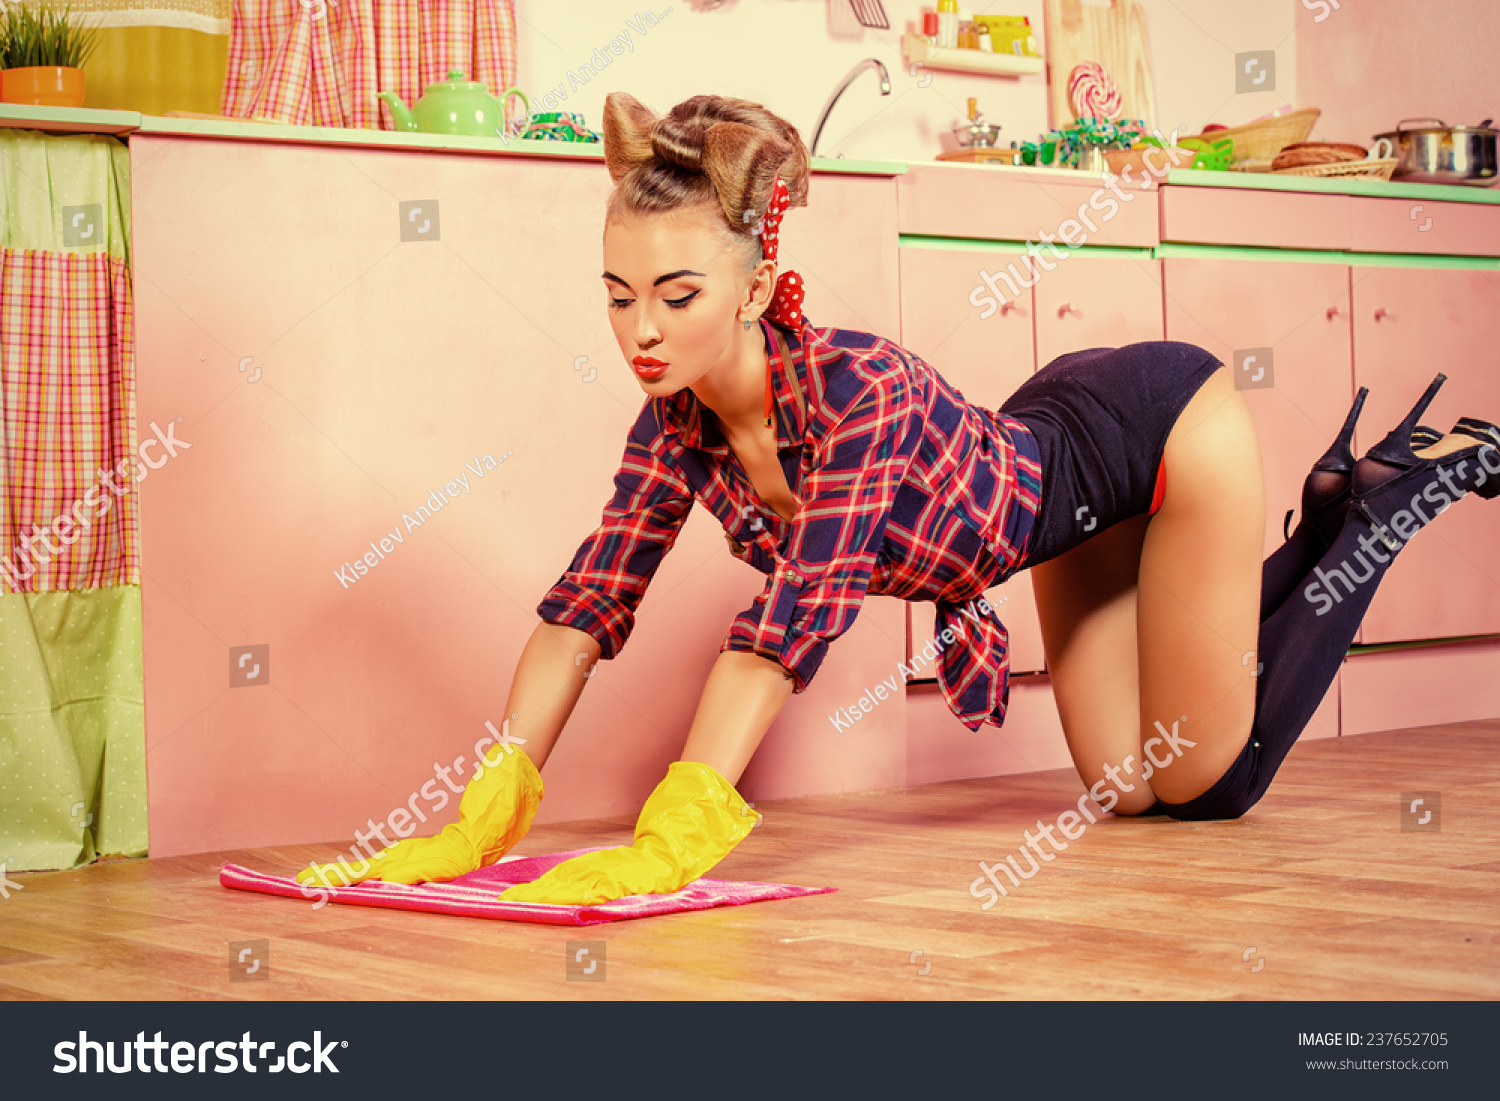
[0,131,148,872]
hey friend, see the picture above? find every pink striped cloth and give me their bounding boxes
[0,249,138,593]
[221,847,836,926]
[221,0,521,132]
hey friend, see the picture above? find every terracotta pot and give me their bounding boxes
[1,66,86,108]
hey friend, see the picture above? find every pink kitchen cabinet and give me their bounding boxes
[897,243,1045,677]
[1162,256,1356,560]
[1350,264,1500,643]
[1032,250,1164,368]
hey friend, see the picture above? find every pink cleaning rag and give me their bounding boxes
[219,846,835,926]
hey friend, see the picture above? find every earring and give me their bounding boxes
[743,318,753,330]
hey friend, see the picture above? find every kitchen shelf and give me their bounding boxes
[901,34,1044,77]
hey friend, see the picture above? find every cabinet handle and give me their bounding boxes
[999,301,1018,315]
[1374,307,1390,321]
[1325,305,1340,319]
[1057,302,1077,318]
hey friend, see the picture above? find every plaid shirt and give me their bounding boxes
[536,317,1043,732]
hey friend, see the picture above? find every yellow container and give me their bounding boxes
[974,14,1040,57]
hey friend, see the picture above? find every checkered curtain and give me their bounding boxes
[0,131,147,872]
[220,0,520,131]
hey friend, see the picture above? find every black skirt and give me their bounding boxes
[1000,340,1224,570]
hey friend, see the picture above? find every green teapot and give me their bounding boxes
[377,70,529,139]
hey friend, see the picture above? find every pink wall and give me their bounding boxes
[511,1,1299,166]
[1296,0,1500,146]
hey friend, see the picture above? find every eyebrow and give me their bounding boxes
[601,269,707,289]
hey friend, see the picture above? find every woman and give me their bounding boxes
[301,93,1500,905]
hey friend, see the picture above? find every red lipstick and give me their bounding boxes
[632,355,668,381]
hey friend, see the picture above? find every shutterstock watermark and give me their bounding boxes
[828,594,1006,731]
[297,715,527,906]
[968,716,1196,908]
[1303,449,1500,615]
[968,133,1192,320]
[0,418,191,589]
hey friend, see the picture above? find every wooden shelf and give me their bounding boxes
[901,34,1044,77]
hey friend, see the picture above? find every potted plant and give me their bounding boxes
[0,1,100,108]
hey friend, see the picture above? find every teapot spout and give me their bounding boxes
[376,92,417,131]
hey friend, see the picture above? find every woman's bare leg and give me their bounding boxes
[1134,367,1265,802]
[1030,514,1157,815]
[1034,366,1265,808]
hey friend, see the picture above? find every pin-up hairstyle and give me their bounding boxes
[601,91,810,257]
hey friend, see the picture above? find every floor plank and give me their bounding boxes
[2,721,1496,1000]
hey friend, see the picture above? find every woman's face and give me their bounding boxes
[602,204,764,393]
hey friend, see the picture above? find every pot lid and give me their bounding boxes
[1375,118,1499,137]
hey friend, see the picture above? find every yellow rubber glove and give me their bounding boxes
[296,742,543,888]
[498,760,759,905]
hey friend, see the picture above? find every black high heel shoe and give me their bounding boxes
[1351,373,1500,554]
[1454,417,1500,449]
[1283,392,1490,544]
[1289,386,1370,550]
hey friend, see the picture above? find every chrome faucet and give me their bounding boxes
[810,58,891,158]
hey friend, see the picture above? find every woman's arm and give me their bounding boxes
[505,622,603,771]
[679,650,796,784]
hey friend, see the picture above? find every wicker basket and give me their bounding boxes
[1194,108,1322,163]
[1272,158,1399,181]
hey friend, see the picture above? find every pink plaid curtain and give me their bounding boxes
[221,0,520,131]
[0,251,139,593]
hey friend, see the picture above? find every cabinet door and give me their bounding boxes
[1351,267,1500,642]
[1033,251,1164,368]
[898,245,1044,673]
[1162,257,1355,559]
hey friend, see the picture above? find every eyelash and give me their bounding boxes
[608,291,700,311]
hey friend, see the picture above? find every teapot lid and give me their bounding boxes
[427,69,487,92]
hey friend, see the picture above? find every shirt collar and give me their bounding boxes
[663,317,807,454]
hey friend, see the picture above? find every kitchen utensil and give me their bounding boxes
[1043,0,1156,130]
[1372,118,1498,186]
[936,146,1021,165]
[953,96,1002,148]
[1074,141,1108,173]
[1192,107,1320,164]
[377,70,530,138]
[1367,137,1395,160]
[848,0,889,29]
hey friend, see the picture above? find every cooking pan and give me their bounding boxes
[1373,118,1498,186]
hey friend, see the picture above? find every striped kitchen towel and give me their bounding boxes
[221,846,836,926]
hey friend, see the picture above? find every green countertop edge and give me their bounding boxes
[1164,167,1500,205]
[899,237,1500,268]
[1154,243,1500,268]
[1349,633,1500,655]
[0,103,140,131]
[899,234,1154,256]
[2,105,906,172]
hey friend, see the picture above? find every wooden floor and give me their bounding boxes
[3,722,1497,1001]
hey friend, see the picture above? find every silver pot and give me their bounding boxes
[1373,118,1498,186]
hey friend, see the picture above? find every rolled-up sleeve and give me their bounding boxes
[722,366,923,690]
[536,407,694,659]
